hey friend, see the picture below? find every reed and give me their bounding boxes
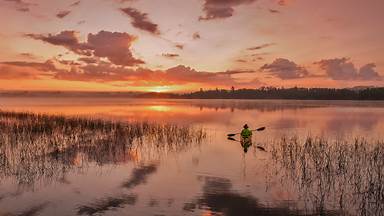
[268,136,384,216]
[0,110,206,186]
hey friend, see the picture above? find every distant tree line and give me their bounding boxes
[1,87,383,100]
[175,87,384,100]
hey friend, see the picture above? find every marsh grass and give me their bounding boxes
[268,136,384,216]
[0,110,206,186]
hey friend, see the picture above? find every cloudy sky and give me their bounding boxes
[0,0,383,92]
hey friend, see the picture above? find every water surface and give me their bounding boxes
[0,97,383,215]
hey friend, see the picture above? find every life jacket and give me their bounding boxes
[241,128,252,138]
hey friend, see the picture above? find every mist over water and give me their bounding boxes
[0,97,383,215]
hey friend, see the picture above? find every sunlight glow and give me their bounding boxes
[146,105,172,112]
[147,86,173,93]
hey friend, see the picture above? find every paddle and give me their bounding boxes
[227,137,267,152]
[227,126,266,137]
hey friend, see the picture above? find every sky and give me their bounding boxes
[0,0,383,92]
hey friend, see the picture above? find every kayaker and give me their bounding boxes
[240,124,252,153]
[241,124,252,139]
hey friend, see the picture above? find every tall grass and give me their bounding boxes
[268,136,384,216]
[0,110,206,186]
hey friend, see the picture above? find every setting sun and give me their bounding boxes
[148,86,172,93]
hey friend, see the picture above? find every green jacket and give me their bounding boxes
[241,128,252,138]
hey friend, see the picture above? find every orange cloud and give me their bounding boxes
[0,59,263,88]
[0,60,60,80]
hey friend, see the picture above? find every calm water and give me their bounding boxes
[0,97,384,216]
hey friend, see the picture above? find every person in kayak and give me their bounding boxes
[240,124,252,153]
[241,124,252,139]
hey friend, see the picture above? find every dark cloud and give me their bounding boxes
[247,43,275,51]
[315,58,382,81]
[199,0,257,21]
[25,31,90,55]
[56,10,71,18]
[19,52,37,59]
[26,30,144,66]
[260,58,309,79]
[120,7,160,35]
[253,57,264,61]
[236,59,247,63]
[162,53,179,58]
[70,0,80,7]
[3,0,37,12]
[269,9,280,13]
[114,0,136,3]
[192,32,201,40]
[175,44,184,50]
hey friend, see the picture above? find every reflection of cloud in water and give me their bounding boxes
[325,111,380,133]
[77,194,137,216]
[77,164,157,215]
[5,202,50,216]
[185,176,341,216]
[121,164,157,189]
[273,118,299,129]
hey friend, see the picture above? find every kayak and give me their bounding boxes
[240,136,252,149]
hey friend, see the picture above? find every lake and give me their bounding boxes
[0,97,383,216]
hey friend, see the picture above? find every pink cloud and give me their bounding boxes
[26,30,144,66]
[315,58,382,81]
[260,58,309,79]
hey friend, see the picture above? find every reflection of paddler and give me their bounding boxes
[240,124,253,153]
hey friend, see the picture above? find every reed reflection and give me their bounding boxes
[268,137,384,215]
[0,110,206,187]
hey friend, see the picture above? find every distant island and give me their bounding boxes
[1,87,384,100]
